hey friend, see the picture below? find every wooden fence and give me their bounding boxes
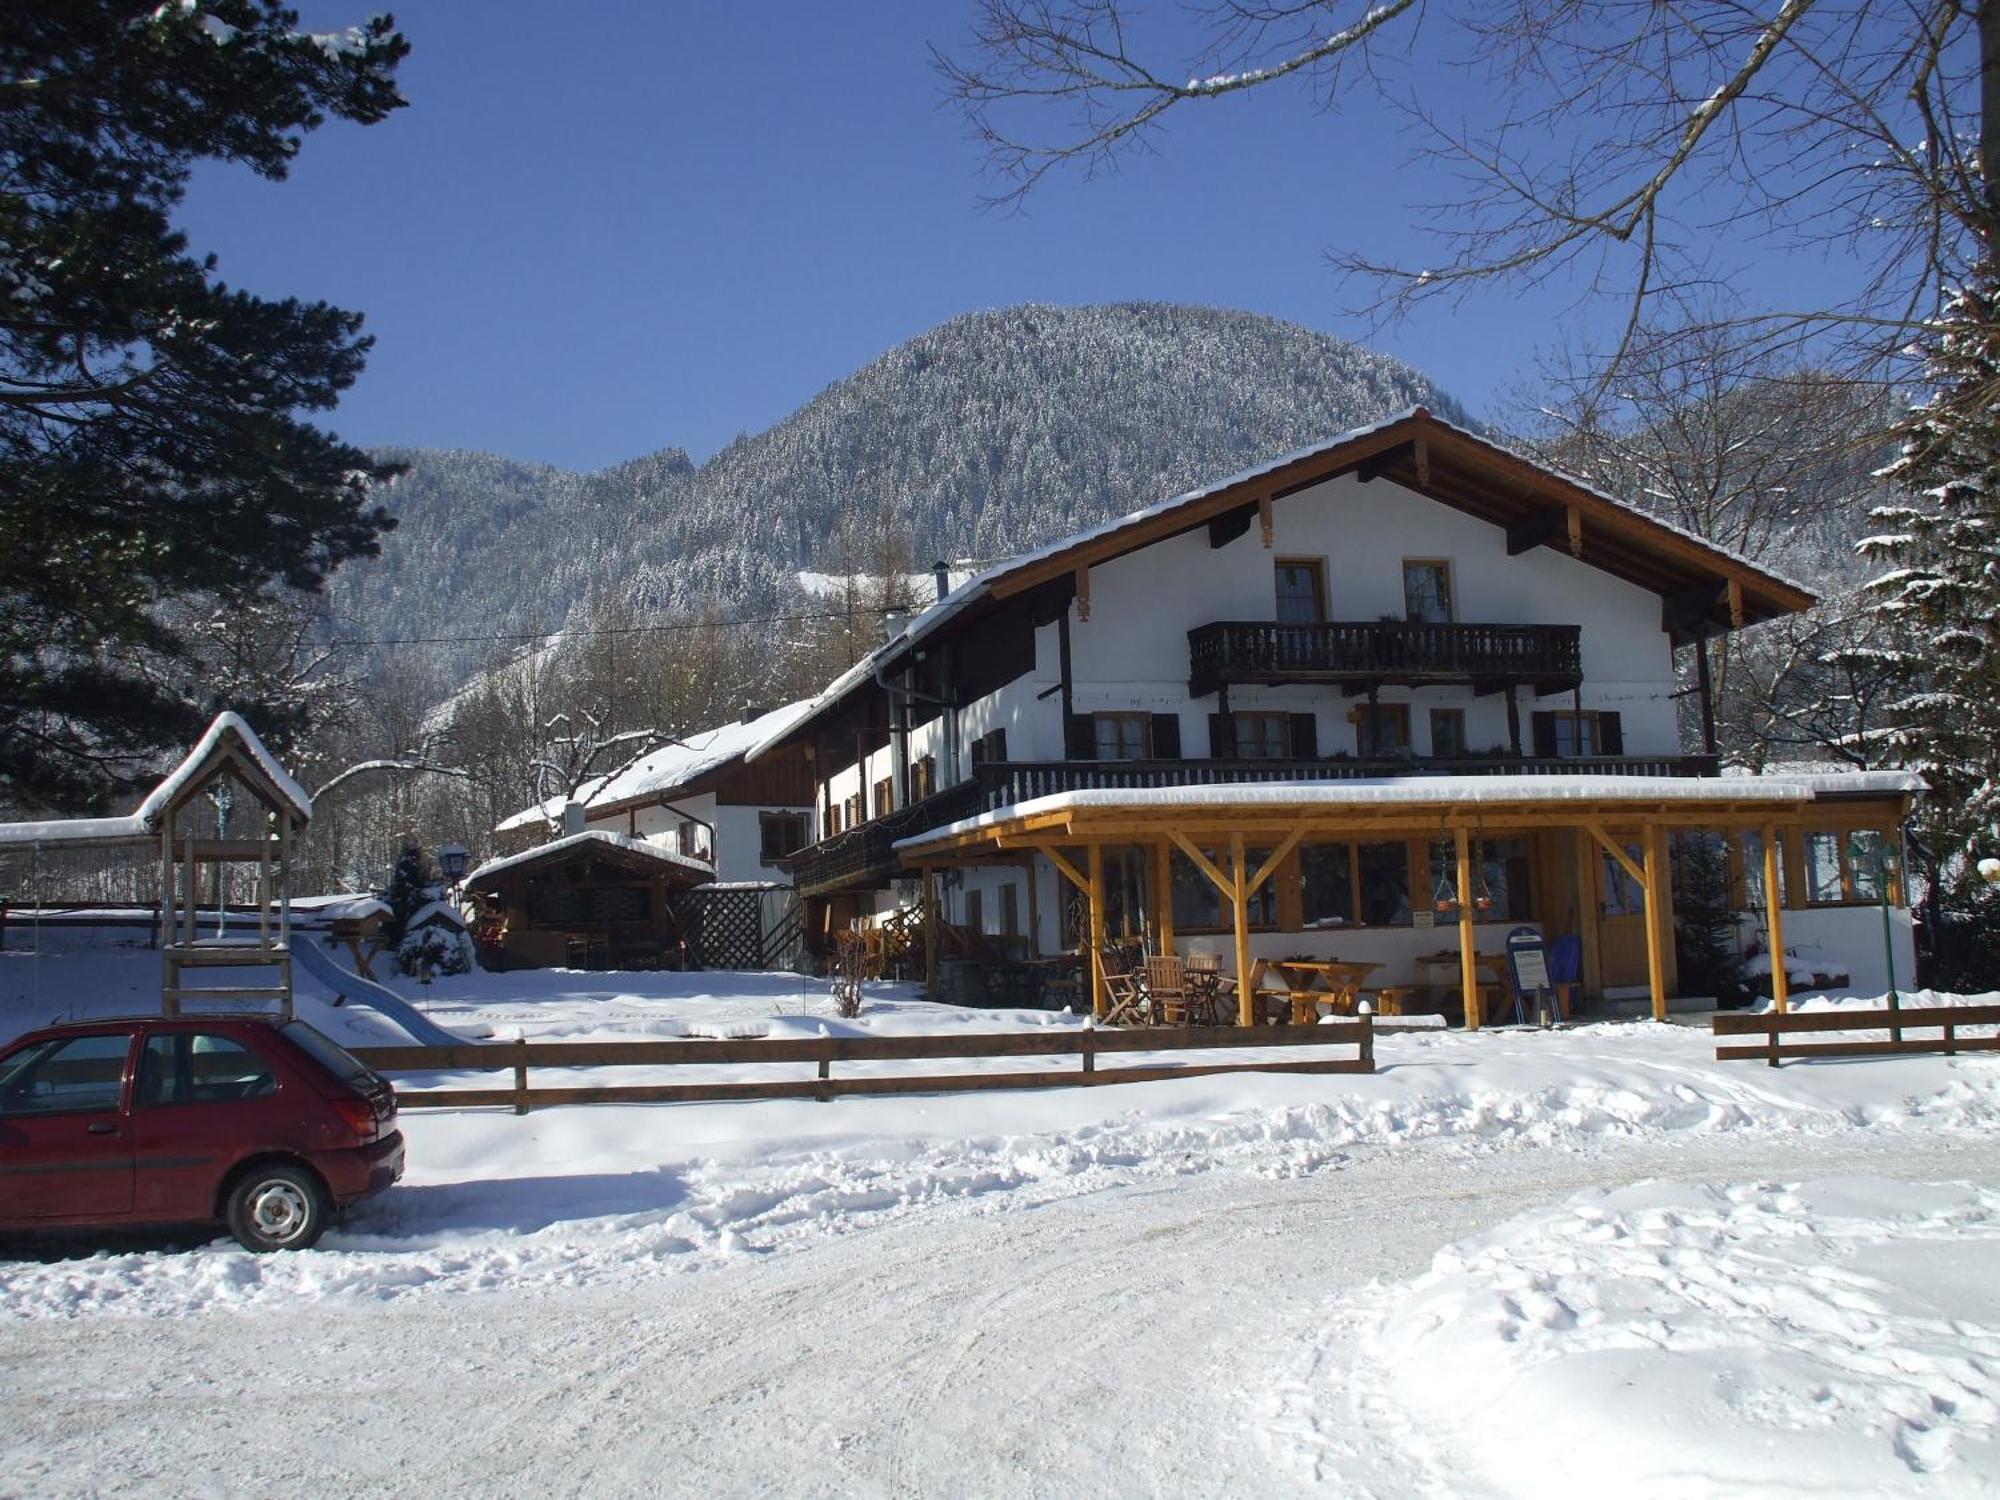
[1713,1004,2000,1067]
[352,1020,1373,1113]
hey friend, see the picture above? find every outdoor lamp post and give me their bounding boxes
[438,841,469,890]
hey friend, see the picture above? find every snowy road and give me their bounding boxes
[6,1128,1995,1498]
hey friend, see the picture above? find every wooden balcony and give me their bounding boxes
[1188,620,1583,699]
[785,780,984,899]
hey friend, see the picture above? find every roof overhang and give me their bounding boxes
[895,774,1918,865]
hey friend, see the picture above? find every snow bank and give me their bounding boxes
[1339,1178,2000,1493]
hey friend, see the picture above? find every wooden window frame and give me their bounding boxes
[1091,711,1152,761]
[1355,703,1411,757]
[1402,558,1455,623]
[1273,557,1328,624]
[873,775,895,818]
[1233,710,1291,760]
[1428,707,1467,760]
[759,811,807,866]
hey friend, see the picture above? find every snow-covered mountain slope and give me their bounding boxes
[328,303,1467,681]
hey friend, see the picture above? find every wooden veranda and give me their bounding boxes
[894,779,1917,1029]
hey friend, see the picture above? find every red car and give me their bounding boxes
[0,1015,404,1252]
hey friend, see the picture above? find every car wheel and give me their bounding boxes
[225,1164,329,1252]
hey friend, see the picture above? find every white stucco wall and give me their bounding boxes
[589,791,810,886]
[812,471,1691,835]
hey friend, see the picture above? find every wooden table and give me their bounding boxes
[1249,958,1385,1024]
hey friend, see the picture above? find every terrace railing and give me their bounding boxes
[783,751,1717,896]
[1188,620,1583,698]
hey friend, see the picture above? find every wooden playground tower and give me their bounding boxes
[0,713,313,1016]
[155,721,310,1018]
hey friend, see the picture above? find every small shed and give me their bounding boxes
[463,830,710,971]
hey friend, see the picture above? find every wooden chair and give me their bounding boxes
[1181,953,1226,1026]
[1144,955,1191,1026]
[1098,944,1150,1026]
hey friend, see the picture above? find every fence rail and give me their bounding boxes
[1713,1004,2000,1067]
[353,1020,1373,1113]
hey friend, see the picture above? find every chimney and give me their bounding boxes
[562,801,585,837]
[933,560,950,602]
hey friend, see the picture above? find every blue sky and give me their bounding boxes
[180,3,1847,472]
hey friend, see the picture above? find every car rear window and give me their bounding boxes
[280,1021,382,1087]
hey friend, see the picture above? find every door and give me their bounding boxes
[129,1030,282,1222]
[0,1031,137,1222]
[1596,838,1651,989]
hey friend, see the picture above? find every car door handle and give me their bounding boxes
[86,1123,119,1136]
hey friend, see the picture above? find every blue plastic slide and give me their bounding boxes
[292,932,466,1047]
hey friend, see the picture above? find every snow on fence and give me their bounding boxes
[1713,1003,2000,1068]
[352,1021,1374,1113]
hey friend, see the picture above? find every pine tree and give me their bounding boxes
[1,3,410,809]
[382,841,434,946]
[1863,269,2000,891]
[1673,833,1747,1005]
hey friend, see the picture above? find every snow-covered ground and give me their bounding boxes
[3,926,1998,1496]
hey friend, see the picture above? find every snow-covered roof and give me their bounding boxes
[746,408,1815,764]
[287,894,391,922]
[896,771,1923,853]
[496,698,816,834]
[0,711,311,850]
[1722,765,1928,797]
[405,899,468,930]
[465,829,713,887]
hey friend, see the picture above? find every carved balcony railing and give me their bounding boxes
[783,780,984,899]
[1188,620,1583,698]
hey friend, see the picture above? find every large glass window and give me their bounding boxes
[1274,560,1326,623]
[1403,561,1454,623]
[1848,831,1886,900]
[1357,842,1412,926]
[0,1033,129,1116]
[1804,832,1846,903]
[1170,847,1276,930]
[1301,843,1354,927]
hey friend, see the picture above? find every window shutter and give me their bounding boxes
[1065,714,1095,760]
[1288,713,1318,759]
[988,727,1007,764]
[1208,712,1232,758]
[1597,711,1623,756]
[1532,711,1558,758]
[1150,713,1181,759]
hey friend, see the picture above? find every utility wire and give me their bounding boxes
[321,601,915,651]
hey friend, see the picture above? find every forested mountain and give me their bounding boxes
[328,303,1467,682]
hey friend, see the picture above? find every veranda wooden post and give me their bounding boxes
[1761,823,1789,1014]
[1230,833,1253,1028]
[1154,840,1175,956]
[1642,824,1669,1022]
[1086,843,1107,1020]
[1455,826,1481,1031]
[921,865,939,996]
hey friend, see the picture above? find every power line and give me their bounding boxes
[322,601,913,651]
